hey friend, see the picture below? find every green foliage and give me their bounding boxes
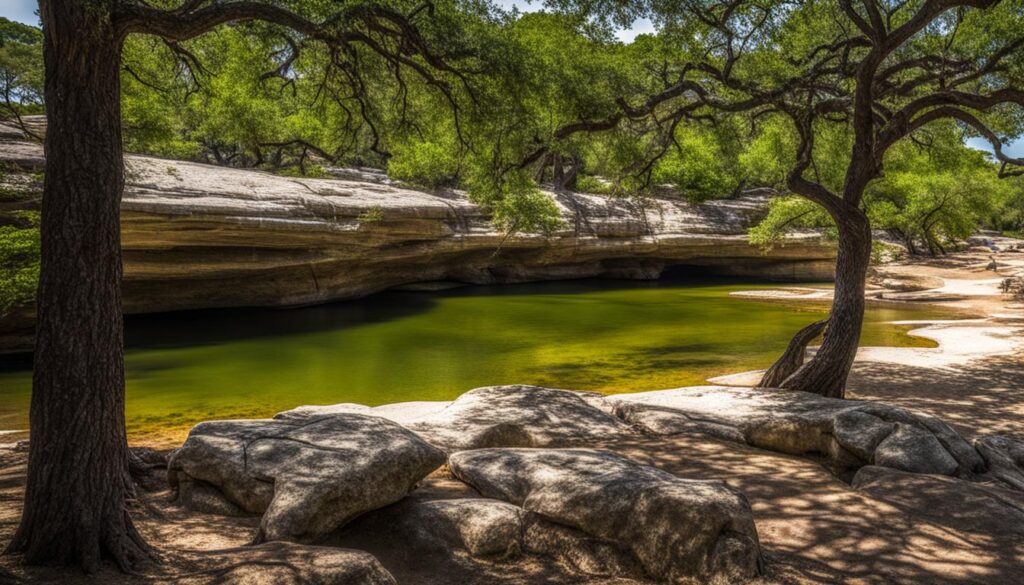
[748,196,833,250]
[464,163,562,234]
[357,206,385,225]
[0,210,39,316]
[0,17,44,116]
[652,125,740,201]
[387,141,459,189]
[574,175,615,195]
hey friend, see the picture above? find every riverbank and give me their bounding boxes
[714,238,1024,438]
[0,279,948,447]
[0,121,836,353]
[1,246,1022,584]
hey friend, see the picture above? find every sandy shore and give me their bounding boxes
[715,242,1024,438]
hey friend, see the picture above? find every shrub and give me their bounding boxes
[387,141,458,189]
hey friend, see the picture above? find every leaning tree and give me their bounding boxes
[540,0,1024,397]
[9,0,471,572]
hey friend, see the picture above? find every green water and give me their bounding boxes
[0,278,949,445]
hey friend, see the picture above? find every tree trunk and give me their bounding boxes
[759,319,827,388]
[5,0,151,572]
[777,210,872,398]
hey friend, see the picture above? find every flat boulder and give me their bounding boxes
[403,385,636,451]
[975,434,1024,491]
[610,386,982,477]
[168,414,445,542]
[449,448,762,584]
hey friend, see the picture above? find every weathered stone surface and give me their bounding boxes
[975,434,1024,491]
[449,448,763,584]
[853,465,1024,539]
[332,494,655,583]
[275,400,450,425]
[374,498,527,559]
[168,414,445,542]
[209,542,397,585]
[404,385,636,451]
[0,135,836,353]
[610,386,982,477]
[872,424,958,476]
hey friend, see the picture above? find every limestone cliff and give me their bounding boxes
[0,127,835,351]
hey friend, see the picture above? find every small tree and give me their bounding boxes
[541,0,1024,397]
[10,0,469,572]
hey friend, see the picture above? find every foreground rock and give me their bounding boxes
[610,386,983,477]
[407,386,637,451]
[168,415,445,542]
[0,134,835,352]
[449,448,763,584]
[974,434,1024,490]
[333,495,653,583]
[278,385,636,452]
[206,542,397,585]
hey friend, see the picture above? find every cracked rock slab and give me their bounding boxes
[610,386,982,477]
[449,448,762,584]
[168,414,445,543]
[403,385,637,451]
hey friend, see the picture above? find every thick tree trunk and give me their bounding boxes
[5,0,151,572]
[777,210,872,398]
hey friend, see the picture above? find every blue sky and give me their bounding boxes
[1,0,37,26]
[1,0,1019,157]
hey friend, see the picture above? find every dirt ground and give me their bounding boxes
[1,243,1023,584]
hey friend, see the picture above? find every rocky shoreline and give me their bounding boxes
[143,383,1024,584]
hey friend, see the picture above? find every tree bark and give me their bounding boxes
[759,319,828,388]
[5,0,151,572]
[777,210,872,398]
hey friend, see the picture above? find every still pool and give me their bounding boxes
[0,278,952,445]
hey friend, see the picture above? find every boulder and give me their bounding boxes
[206,542,397,585]
[401,385,637,451]
[366,498,527,559]
[975,434,1024,491]
[872,424,957,476]
[168,414,445,542]
[448,448,762,584]
[275,401,451,425]
[332,496,653,583]
[610,386,981,477]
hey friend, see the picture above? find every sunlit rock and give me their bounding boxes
[610,386,982,477]
[168,414,445,542]
[449,448,763,584]
[403,385,637,451]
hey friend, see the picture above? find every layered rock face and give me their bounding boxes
[0,136,835,320]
